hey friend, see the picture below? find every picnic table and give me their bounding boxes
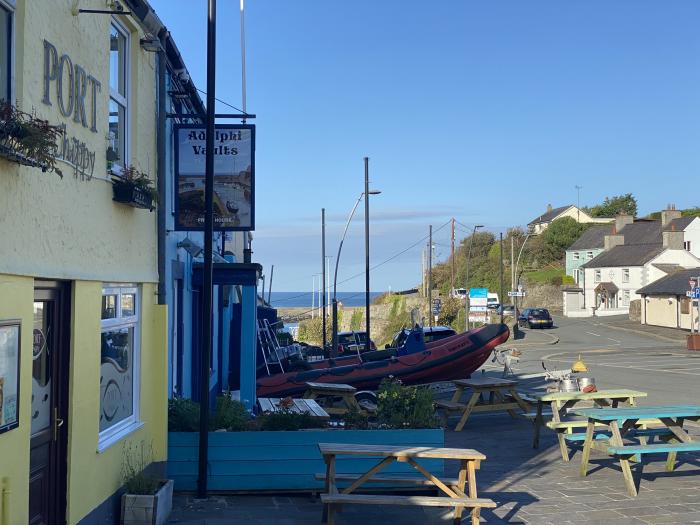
[317,443,495,525]
[531,389,648,461]
[303,382,364,415]
[575,405,700,496]
[436,377,531,431]
[257,397,329,419]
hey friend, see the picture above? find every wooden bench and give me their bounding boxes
[304,382,365,415]
[257,397,329,420]
[315,473,461,486]
[319,443,491,525]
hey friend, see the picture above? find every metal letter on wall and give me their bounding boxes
[174,124,256,231]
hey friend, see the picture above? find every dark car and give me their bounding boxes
[521,308,553,329]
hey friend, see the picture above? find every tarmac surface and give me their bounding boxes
[168,316,700,524]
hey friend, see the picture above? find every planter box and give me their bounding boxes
[121,479,173,525]
[688,334,700,351]
[113,181,155,211]
[168,429,444,491]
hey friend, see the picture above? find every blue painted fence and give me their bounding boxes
[168,429,445,491]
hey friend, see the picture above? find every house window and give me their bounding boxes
[587,251,594,259]
[573,252,580,261]
[573,269,580,284]
[594,269,601,283]
[684,241,691,252]
[623,290,630,306]
[0,2,14,102]
[109,21,129,172]
[99,286,140,450]
[622,269,630,283]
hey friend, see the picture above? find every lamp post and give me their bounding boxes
[513,233,532,311]
[464,225,484,332]
[332,187,381,357]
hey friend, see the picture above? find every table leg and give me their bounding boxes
[322,455,336,523]
[467,460,480,525]
[557,429,570,462]
[451,385,465,403]
[452,460,468,525]
[579,419,595,477]
[455,391,481,432]
[610,420,637,497]
[533,401,544,449]
[509,389,531,412]
[494,389,518,419]
[662,417,686,472]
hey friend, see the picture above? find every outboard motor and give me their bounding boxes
[396,325,426,356]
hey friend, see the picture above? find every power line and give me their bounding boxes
[195,87,246,114]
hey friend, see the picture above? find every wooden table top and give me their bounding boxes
[453,377,518,388]
[305,381,357,393]
[574,405,700,421]
[258,397,329,418]
[318,443,486,460]
[534,389,648,403]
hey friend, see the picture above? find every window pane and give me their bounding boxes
[121,293,135,317]
[102,294,117,319]
[31,302,51,435]
[100,327,134,432]
[110,25,126,96]
[0,7,9,102]
[108,99,125,167]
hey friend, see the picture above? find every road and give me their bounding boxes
[483,315,700,405]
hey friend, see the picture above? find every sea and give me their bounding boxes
[269,291,382,308]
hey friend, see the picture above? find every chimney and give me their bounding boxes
[604,233,624,250]
[614,213,634,233]
[661,204,681,227]
[546,204,553,213]
[662,225,684,249]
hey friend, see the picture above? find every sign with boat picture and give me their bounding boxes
[174,124,255,231]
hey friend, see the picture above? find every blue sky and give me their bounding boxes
[151,0,700,292]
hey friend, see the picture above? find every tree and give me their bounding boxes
[541,217,588,262]
[588,193,637,218]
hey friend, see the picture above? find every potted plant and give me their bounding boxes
[121,440,173,525]
[112,165,158,211]
[0,100,63,176]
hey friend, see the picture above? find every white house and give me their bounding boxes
[528,204,613,235]
[664,215,700,259]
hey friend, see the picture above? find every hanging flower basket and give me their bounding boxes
[111,165,157,211]
[0,101,63,176]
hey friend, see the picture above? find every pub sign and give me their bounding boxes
[174,124,255,231]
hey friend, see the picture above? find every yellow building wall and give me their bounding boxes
[66,282,167,524]
[0,275,34,525]
[645,296,678,328]
[0,0,158,284]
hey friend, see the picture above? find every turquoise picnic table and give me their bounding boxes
[574,405,700,496]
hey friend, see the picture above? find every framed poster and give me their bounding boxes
[174,124,255,231]
[0,320,20,434]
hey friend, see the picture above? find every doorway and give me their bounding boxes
[29,281,70,525]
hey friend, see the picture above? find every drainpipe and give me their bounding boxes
[156,31,167,305]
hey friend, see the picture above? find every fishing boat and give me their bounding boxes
[256,322,510,397]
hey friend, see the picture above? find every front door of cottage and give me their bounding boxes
[29,282,70,525]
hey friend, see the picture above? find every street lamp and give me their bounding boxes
[332,187,381,358]
[513,232,533,312]
[464,224,484,332]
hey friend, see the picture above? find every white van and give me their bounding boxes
[487,293,500,309]
[452,288,467,299]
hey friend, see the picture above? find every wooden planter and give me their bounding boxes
[121,479,174,525]
[688,334,700,351]
[112,181,155,211]
[167,429,444,491]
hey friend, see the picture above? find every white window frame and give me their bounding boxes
[623,290,630,306]
[587,251,594,260]
[622,268,630,283]
[573,252,580,261]
[0,0,15,103]
[684,241,691,252]
[98,285,142,452]
[594,269,601,283]
[109,19,130,174]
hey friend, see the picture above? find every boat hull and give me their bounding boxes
[257,323,510,397]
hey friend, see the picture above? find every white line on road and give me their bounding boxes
[607,337,621,343]
[585,331,601,337]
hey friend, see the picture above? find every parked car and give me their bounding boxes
[519,308,553,329]
[486,293,500,310]
[336,331,376,354]
[498,304,515,315]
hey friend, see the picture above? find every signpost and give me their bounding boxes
[469,288,488,326]
[507,291,525,297]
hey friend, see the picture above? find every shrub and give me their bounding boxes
[257,409,326,431]
[122,440,160,495]
[342,407,370,430]
[376,378,439,429]
[562,274,576,285]
[210,395,249,431]
[168,397,200,432]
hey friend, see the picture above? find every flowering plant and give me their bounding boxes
[376,377,439,429]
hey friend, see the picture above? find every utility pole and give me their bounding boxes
[311,275,316,318]
[575,185,582,222]
[421,248,425,297]
[364,157,371,353]
[511,236,515,311]
[451,218,455,294]
[321,209,326,348]
[500,232,504,324]
[428,225,433,327]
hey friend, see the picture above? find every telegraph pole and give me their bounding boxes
[451,218,455,294]
[511,236,515,311]
[500,232,504,324]
[428,225,433,326]
[321,208,327,348]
